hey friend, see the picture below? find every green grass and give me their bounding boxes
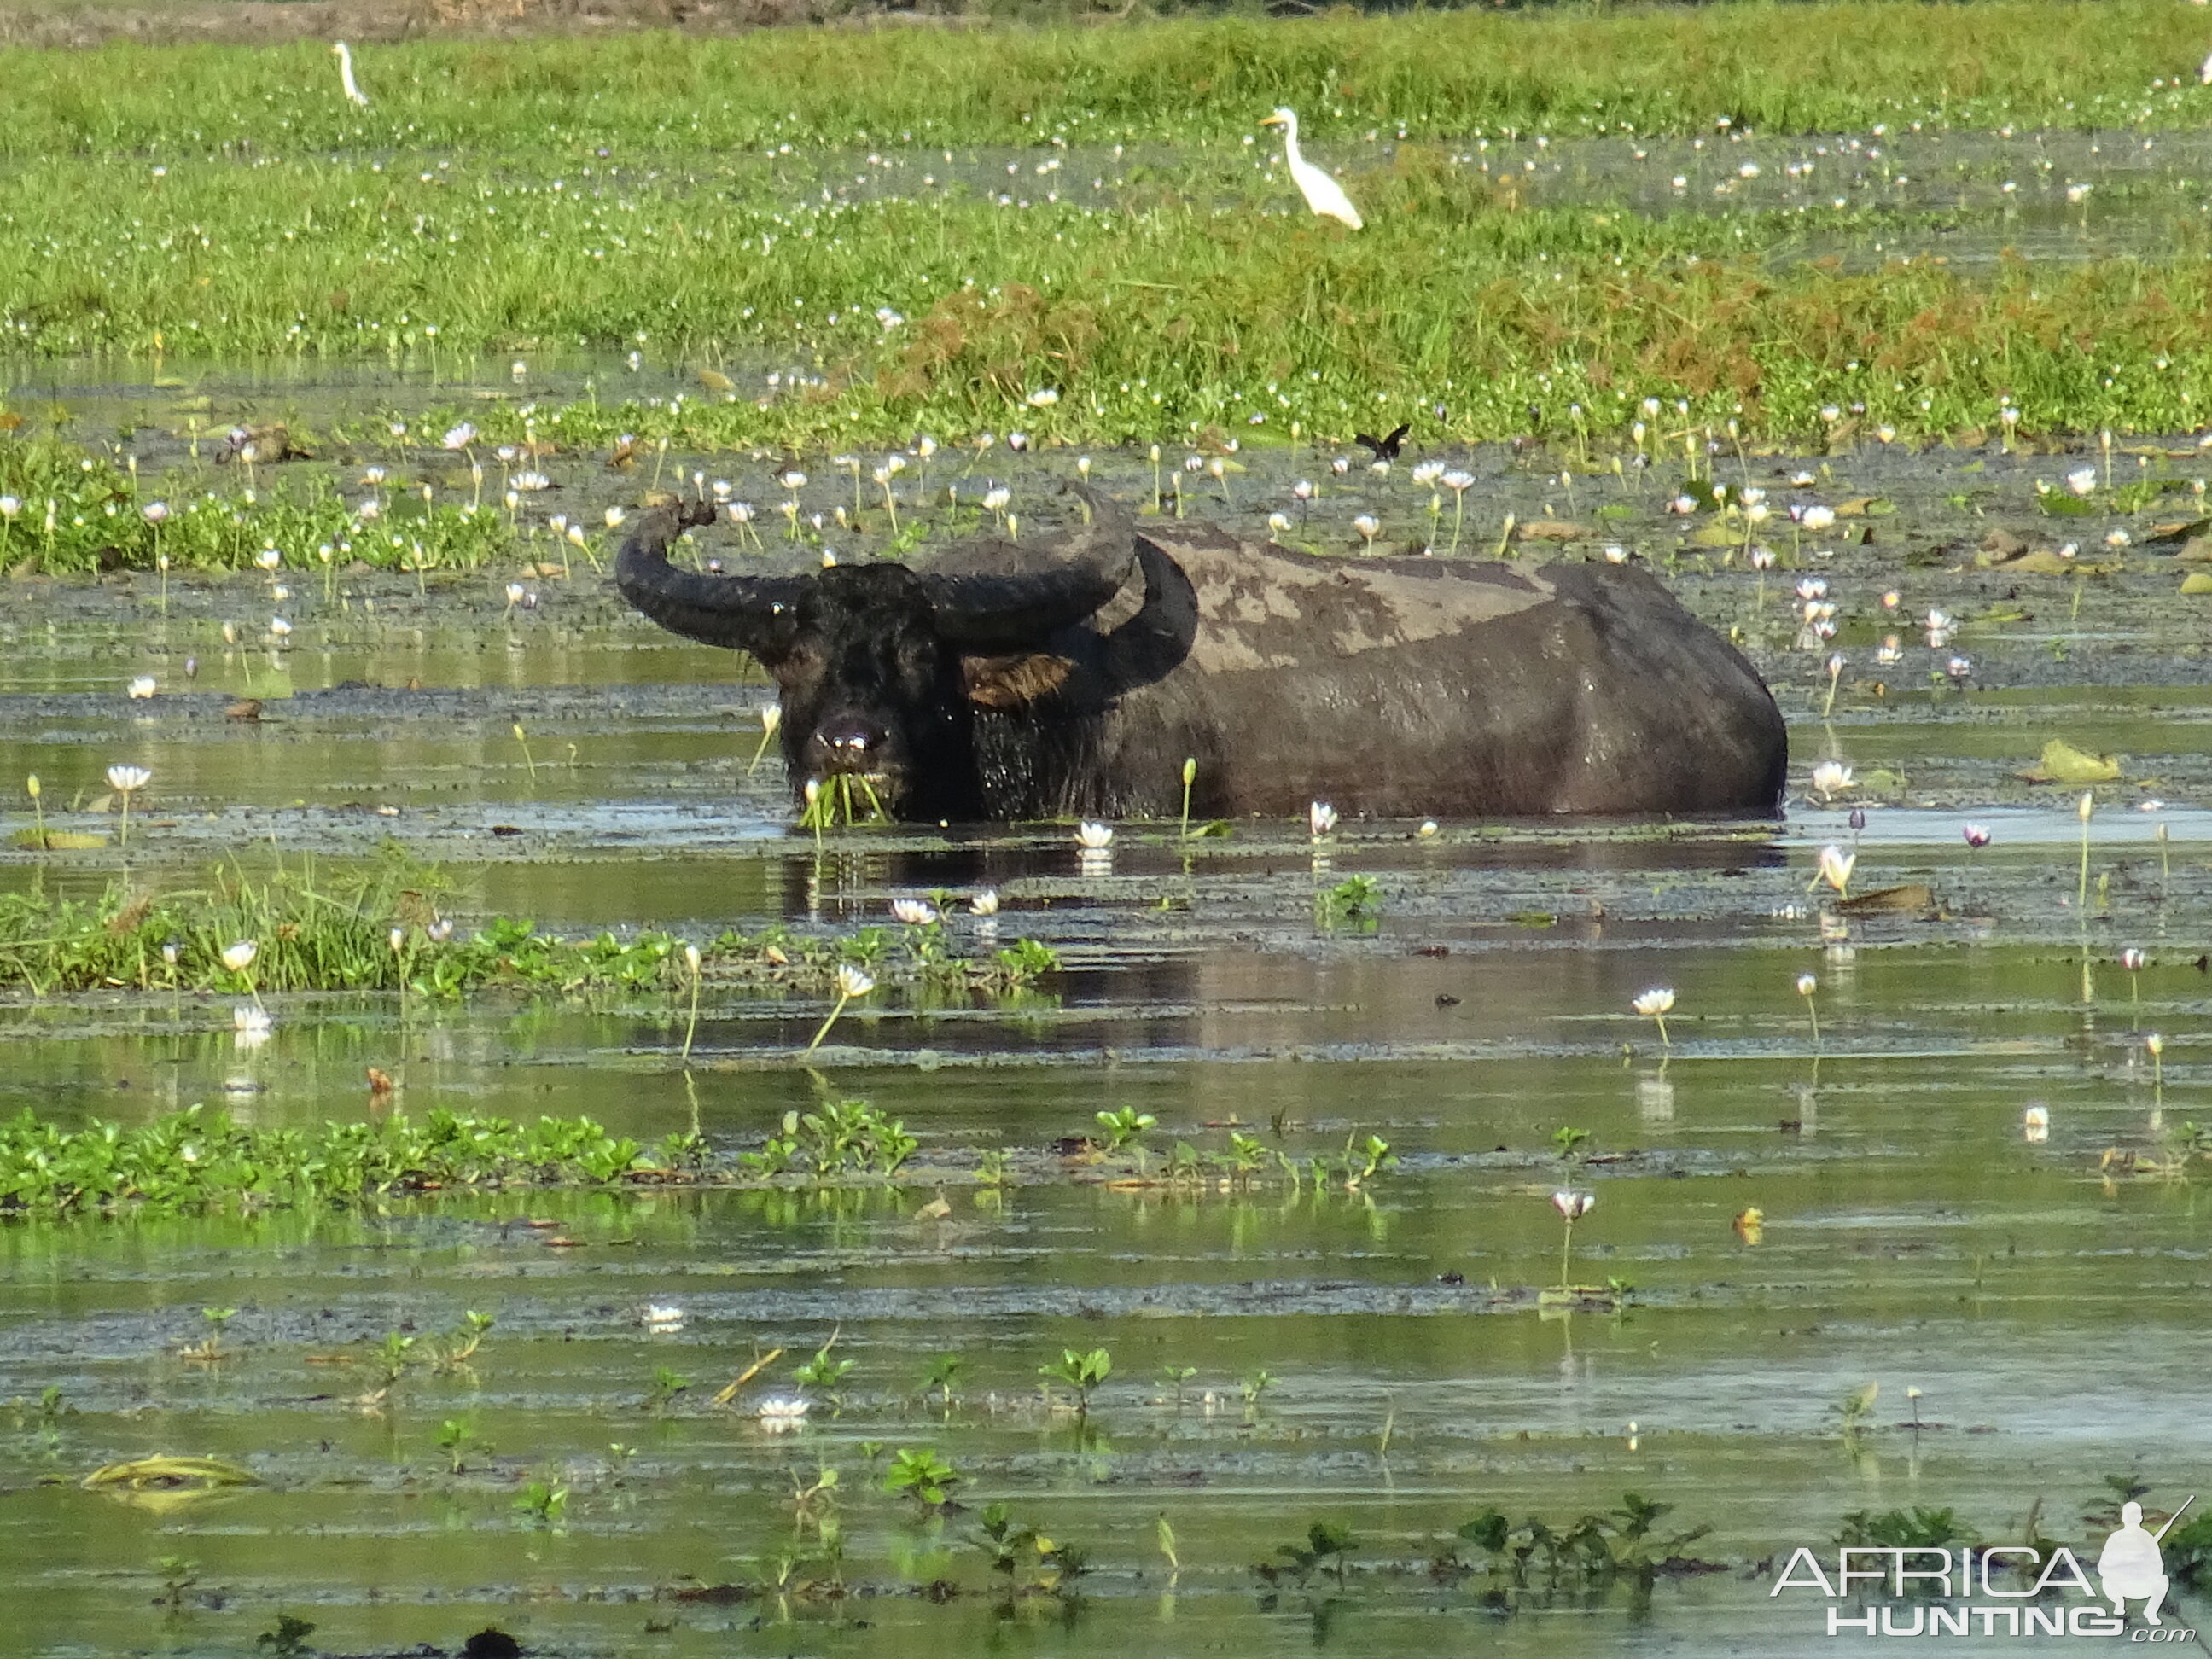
[5,0,2212,454]
[0,3,2203,157]
[0,854,1056,997]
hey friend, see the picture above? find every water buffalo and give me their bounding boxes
[615,490,1787,821]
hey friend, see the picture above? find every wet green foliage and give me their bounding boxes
[0,429,520,576]
[882,1447,960,1512]
[1437,1493,1716,1592]
[1037,1347,1111,1417]
[969,1500,1088,1599]
[0,1103,663,1214]
[0,856,1058,998]
[1260,1520,1356,1588]
[742,1103,918,1179]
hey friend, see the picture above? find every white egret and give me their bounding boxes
[331,42,370,108]
[1260,108,1362,230]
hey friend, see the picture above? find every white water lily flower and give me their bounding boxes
[1551,1190,1594,1220]
[1801,504,1836,532]
[221,940,259,973]
[969,889,999,917]
[757,1395,810,1431]
[2064,466,2098,497]
[0,496,20,519]
[1074,821,1115,850]
[1810,761,1855,798]
[127,677,156,700]
[106,764,151,793]
[643,1302,685,1332]
[442,422,477,451]
[1025,387,1060,407]
[1309,801,1338,836]
[2023,1104,2050,1144]
[890,899,938,927]
[1817,845,1856,894]
[269,617,292,638]
[233,1004,271,1034]
[1631,987,1675,1018]
[1412,461,1445,486]
[1796,974,1819,997]
[834,964,876,1000]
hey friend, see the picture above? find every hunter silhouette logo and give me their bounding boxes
[2099,1498,2192,1628]
[1769,1494,2199,1639]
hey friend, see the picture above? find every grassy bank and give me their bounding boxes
[5,0,2211,451]
[0,2,2203,157]
[8,157,2212,450]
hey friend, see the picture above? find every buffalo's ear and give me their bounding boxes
[962,653,1074,710]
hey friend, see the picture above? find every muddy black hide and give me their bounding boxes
[614,492,1788,821]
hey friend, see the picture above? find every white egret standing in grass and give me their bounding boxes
[1260,108,1362,230]
[332,42,370,108]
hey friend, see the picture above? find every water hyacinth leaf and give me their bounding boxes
[2017,739,2122,784]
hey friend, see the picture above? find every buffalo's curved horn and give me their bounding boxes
[922,485,1136,647]
[614,499,808,659]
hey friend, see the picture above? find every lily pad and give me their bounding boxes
[12,830,108,849]
[2017,739,2122,784]
[2182,572,2212,596]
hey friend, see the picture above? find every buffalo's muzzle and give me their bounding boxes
[810,717,888,775]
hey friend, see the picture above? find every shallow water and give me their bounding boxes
[5,131,2212,1646]
[2,532,2209,1656]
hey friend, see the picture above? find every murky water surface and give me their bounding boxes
[4,129,2212,1659]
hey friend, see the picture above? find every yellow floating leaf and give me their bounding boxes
[13,830,108,849]
[697,369,735,394]
[83,1455,259,1490]
[2018,739,2122,784]
[2181,572,2212,595]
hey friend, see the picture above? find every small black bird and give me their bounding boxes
[1353,422,1409,462]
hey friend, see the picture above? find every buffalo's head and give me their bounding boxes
[616,490,1133,819]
